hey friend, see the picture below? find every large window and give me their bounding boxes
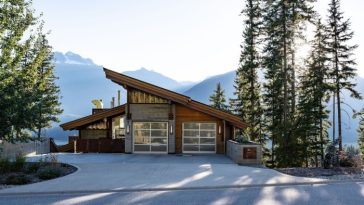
[133,122,168,153]
[183,122,216,153]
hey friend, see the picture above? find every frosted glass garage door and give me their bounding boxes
[133,122,168,153]
[182,122,216,153]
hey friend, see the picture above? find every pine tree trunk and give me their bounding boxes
[282,2,289,166]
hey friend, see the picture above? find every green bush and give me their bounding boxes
[0,157,11,173]
[12,153,26,171]
[5,174,30,185]
[37,166,62,180]
[25,163,41,174]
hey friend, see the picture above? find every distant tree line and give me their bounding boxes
[210,0,362,167]
[0,0,62,143]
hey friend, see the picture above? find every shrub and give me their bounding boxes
[338,146,363,168]
[37,166,62,180]
[25,163,41,174]
[324,140,339,169]
[5,174,30,185]
[12,153,26,171]
[0,157,11,174]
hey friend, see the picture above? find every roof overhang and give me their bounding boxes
[60,104,126,130]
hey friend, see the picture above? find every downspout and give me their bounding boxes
[223,120,226,155]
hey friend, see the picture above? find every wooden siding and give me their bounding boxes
[128,88,168,104]
[175,104,225,154]
[80,129,108,139]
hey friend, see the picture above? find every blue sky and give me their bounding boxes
[33,0,364,82]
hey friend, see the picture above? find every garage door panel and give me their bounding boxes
[200,138,215,144]
[134,145,151,152]
[151,130,167,137]
[184,138,199,144]
[200,131,215,137]
[151,137,167,144]
[184,145,199,152]
[200,145,215,152]
[151,145,167,152]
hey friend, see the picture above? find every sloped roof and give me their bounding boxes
[104,68,248,129]
[60,104,126,130]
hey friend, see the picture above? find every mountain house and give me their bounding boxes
[60,68,249,155]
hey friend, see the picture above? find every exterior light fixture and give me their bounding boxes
[170,125,173,135]
[218,125,222,134]
[126,122,130,134]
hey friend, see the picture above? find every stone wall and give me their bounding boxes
[226,140,262,165]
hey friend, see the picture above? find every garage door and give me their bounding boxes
[133,122,168,153]
[182,122,216,153]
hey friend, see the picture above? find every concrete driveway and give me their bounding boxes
[0,153,326,194]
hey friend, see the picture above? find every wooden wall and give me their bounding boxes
[175,104,225,154]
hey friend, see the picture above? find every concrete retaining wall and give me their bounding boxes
[0,138,50,159]
[226,140,262,165]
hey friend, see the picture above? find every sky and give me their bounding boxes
[33,0,364,82]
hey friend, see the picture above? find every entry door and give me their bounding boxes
[182,122,216,153]
[133,122,168,153]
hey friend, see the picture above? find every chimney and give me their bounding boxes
[111,97,115,108]
[117,90,121,106]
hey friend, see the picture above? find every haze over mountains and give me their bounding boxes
[50,52,364,146]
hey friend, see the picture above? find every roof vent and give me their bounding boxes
[92,99,103,109]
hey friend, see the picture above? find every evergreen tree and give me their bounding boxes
[354,109,364,158]
[326,0,361,151]
[296,19,330,167]
[230,0,266,147]
[31,31,63,139]
[0,0,62,142]
[261,0,316,167]
[209,83,228,111]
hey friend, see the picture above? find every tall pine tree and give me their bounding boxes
[354,108,364,158]
[326,0,361,151]
[261,0,316,167]
[296,19,330,167]
[209,83,228,111]
[230,0,266,147]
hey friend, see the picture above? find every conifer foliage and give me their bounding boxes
[209,82,228,111]
[325,0,361,151]
[0,0,62,142]
[230,0,265,147]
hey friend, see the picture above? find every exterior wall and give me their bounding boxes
[127,103,175,153]
[80,129,108,139]
[226,140,262,165]
[175,104,224,154]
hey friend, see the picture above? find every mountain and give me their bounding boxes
[183,70,364,146]
[184,71,236,104]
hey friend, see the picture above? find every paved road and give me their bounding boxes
[0,182,363,205]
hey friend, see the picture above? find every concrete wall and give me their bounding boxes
[226,140,262,165]
[0,138,50,159]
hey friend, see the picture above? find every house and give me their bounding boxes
[60,68,248,154]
